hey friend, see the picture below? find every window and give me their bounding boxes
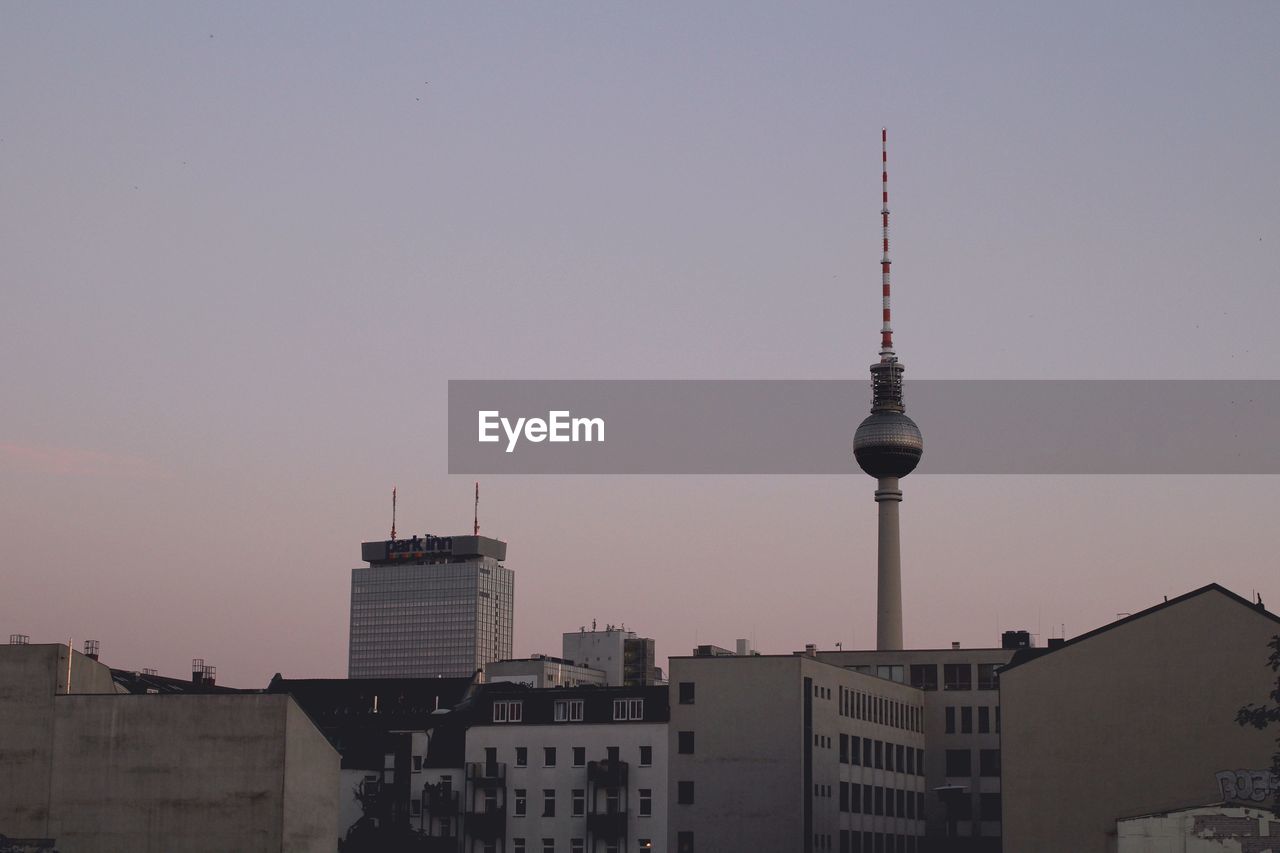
[629,698,644,719]
[554,700,569,722]
[639,788,653,817]
[613,699,628,720]
[839,733,848,763]
[639,745,653,766]
[678,780,695,804]
[572,788,586,817]
[895,789,904,818]
[862,738,872,766]
[543,840,555,853]
[961,706,973,734]
[874,740,883,769]
[943,664,972,691]
[909,664,937,691]
[544,747,557,767]
[678,731,695,754]
[906,747,914,775]
[977,663,1000,690]
[945,749,971,777]
[862,785,872,814]
[514,789,527,816]
[516,747,528,767]
[514,841,526,853]
[677,831,694,853]
[412,755,423,772]
[980,792,1002,821]
[895,744,904,771]
[873,786,884,816]
[978,706,990,734]
[411,797,421,816]
[639,840,653,851]
[493,699,524,722]
[543,789,556,817]
[851,735,861,766]
[570,699,584,721]
[950,795,973,820]
[979,749,1001,777]
[571,841,585,853]
[851,783,861,814]
[678,682,695,704]
[484,843,497,853]
[839,780,849,812]
[876,664,904,683]
[945,706,956,734]
[885,742,894,771]
[573,746,586,767]
[916,748,925,776]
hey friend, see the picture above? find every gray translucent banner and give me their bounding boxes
[447,380,1280,475]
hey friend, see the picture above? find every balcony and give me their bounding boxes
[421,836,459,853]
[423,783,460,816]
[587,759,629,788]
[465,806,507,840]
[466,761,507,787]
[587,809,628,838]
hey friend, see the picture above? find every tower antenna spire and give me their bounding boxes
[473,481,480,536]
[390,486,397,541]
[880,127,894,360]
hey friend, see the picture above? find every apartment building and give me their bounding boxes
[457,684,670,853]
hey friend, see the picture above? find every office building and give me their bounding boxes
[667,650,927,853]
[813,640,1020,850]
[350,533,513,678]
[486,655,608,689]
[563,626,657,687]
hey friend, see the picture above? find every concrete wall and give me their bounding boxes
[0,645,340,853]
[282,698,342,851]
[1001,589,1280,853]
[0,645,118,839]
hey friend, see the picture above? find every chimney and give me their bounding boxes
[804,644,818,657]
[83,640,100,661]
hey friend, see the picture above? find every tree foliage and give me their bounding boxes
[1235,634,1280,808]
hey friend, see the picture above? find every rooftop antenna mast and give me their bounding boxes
[473,482,480,536]
[390,486,397,541]
[880,127,894,361]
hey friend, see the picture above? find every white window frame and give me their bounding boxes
[554,700,569,722]
[638,788,652,817]
[628,698,644,720]
[493,702,508,722]
[569,699,584,721]
[613,699,628,720]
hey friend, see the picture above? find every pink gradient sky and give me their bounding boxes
[2,3,1278,686]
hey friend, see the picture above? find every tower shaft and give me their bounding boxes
[875,477,904,651]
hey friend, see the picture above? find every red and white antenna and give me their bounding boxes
[880,127,895,361]
[390,486,398,541]
[473,481,480,536]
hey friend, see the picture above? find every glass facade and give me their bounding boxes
[348,556,514,678]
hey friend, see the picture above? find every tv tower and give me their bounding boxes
[853,128,924,651]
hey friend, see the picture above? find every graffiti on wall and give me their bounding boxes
[1216,769,1280,803]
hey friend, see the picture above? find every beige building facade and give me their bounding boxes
[667,653,927,853]
[1000,585,1279,853]
[815,643,1018,850]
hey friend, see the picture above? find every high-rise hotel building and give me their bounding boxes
[348,533,513,678]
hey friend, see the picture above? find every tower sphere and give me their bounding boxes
[853,411,923,479]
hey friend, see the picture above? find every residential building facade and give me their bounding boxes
[457,684,670,853]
